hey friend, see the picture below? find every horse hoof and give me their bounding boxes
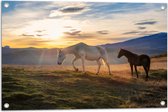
[145,78,148,81]
[83,72,87,75]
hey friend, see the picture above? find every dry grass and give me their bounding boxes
[2,56,167,110]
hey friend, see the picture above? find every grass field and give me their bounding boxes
[2,56,167,110]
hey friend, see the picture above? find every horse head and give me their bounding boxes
[118,48,124,58]
[57,49,66,65]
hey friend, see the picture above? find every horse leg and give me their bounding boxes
[134,65,138,78]
[130,63,133,76]
[143,66,149,80]
[72,57,79,72]
[103,59,111,75]
[81,57,86,74]
[96,59,101,75]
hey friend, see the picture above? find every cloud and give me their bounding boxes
[64,32,95,39]
[2,5,49,33]
[35,30,47,37]
[36,34,46,37]
[49,5,90,17]
[36,30,46,33]
[122,31,139,35]
[20,34,34,37]
[97,30,109,35]
[104,37,131,42]
[64,30,81,35]
[122,30,158,35]
[64,26,72,28]
[138,26,146,30]
[138,31,158,35]
[77,3,162,20]
[60,6,85,13]
[135,20,157,25]
[78,33,95,39]
[70,29,78,31]
[21,33,47,37]
[2,2,167,48]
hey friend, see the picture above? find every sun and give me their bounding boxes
[45,28,64,40]
[46,33,63,40]
[14,19,66,40]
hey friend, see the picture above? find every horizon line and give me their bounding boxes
[2,32,167,49]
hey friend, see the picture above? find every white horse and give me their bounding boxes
[57,42,111,75]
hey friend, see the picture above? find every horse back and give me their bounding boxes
[139,54,150,65]
[129,54,150,66]
[74,44,102,59]
[139,54,150,60]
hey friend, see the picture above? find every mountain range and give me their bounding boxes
[2,32,167,65]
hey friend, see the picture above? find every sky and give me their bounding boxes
[2,1,167,48]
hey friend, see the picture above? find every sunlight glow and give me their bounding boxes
[2,2,167,48]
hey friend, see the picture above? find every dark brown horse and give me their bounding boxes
[118,49,150,80]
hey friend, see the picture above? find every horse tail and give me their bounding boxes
[97,46,108,58]
[96,46,109,63]
[97,46,106,55]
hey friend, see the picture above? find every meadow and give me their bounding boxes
[2,56,167,110]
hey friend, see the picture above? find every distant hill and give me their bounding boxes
[2,47,58,65]
[103,32,167,55]
[2,32,167,65]
[102,32,167,64]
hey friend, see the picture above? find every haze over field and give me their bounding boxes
[2,32,167,65]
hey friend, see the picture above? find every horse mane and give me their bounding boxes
[62,42,88,54]
[122,49,137,56]
[67,42,87,48]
